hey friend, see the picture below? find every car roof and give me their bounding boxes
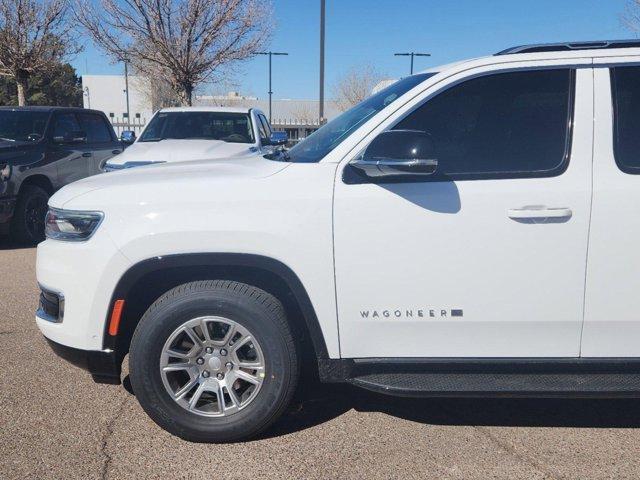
[418,40,640,76]
[0,106,105,114]
[159,106,253,114]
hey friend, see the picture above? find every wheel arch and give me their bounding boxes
[104,253,330,368]
[19,174,54,196]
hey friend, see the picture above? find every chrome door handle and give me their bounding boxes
[507,206,573,220]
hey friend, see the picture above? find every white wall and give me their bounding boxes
[82,75,153,123]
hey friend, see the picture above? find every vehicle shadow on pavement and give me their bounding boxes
[266,378,640,438]
[0,235,36,250]
[121,374,640,441]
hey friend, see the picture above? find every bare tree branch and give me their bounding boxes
[0,0,80,105]
[622,0,640,35]
[75,0,272,105]
[332,65,386,112]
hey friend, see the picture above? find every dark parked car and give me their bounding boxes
[0,107,122,243]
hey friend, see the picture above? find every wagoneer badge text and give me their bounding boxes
[360,309,464,319]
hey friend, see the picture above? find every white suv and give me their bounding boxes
[36,40,640,442]
[103,107,286,171]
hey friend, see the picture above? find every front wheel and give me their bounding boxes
[129,280,299,443]
[11,184,49,244]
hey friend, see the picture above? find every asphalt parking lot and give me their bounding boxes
[2,240,640,479]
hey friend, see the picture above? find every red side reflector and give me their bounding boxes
[108,300,125,336]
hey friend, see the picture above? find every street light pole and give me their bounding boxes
[123,59,131,129]
[394,52,431,75]
[319,0,325,124]
[256,51,289,123]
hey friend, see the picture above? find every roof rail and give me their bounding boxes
[496,40,640,56]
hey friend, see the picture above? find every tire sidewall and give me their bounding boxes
[12,185,49,244]
[130,284,296,442]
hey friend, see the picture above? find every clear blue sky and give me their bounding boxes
[73,0,632,100]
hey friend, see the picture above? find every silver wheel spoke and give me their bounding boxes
[167,349,191,359]
[231,334,252,352]
[200,319,212,342]
[218,323,236,346]
[175,377,199,400]
[160,315,265,418]
[234,369,261,385]
[188,382,207,409]
[184,327,203,348]
[226,386,242,410]
[162,364,192,372]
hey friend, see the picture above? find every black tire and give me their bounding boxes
[129,280,299,443]
[11,184,49,244]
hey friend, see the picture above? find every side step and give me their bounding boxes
[350,372,640,398]
[320,358,640,398]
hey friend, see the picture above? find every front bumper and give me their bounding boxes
[35,232,131,351]
[44,337,121,384]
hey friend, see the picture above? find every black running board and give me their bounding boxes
[350,372,640,398]
[318,358,640,398]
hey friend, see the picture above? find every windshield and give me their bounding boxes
[283,73,435,163]
[0,110,49,142]
[140,111,255,143]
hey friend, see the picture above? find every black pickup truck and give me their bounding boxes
[0,107,123,243]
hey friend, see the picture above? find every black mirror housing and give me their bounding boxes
[350,129,438,179]
[267,132,288,146]
[121,130,136,144]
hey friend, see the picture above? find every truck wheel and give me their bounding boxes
[11,184,49,244]
[129,280,299,443]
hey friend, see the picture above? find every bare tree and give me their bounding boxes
[75,0,272,106]
[623,0,640,34]
[332,65,385,112]
[0,0,80,106]
[289,102,314,124]
[131,72,180,112]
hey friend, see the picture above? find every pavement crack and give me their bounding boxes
[438,404,562,480]
[472,425,562,480]
[99,395,129,480]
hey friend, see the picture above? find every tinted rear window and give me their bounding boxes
[612,66,640,174]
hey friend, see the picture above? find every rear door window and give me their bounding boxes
[52,113,81,140]
[77,113,114,143]
[611,66,640,174]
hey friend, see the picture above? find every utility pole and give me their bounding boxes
[319,0,326,124]
[394,52,431,75]
[256,51,289,123]
[123,59,131,129]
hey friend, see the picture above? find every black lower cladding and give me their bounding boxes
[45,338,121,384]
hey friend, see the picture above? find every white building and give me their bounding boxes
[82,75,153,132]
[81,75,341,141]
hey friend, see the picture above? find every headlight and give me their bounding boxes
[0,163,10,181]
[45,208,104,241]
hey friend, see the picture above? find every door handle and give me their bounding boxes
[82,152,92,158]
[508,206,573,220]
[112,150,121,155]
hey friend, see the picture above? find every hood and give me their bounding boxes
[50,155,291,208]
[107,139,257,166]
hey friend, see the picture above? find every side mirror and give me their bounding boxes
[350,129,438,179]
[120,130,136,144]
[267,131,288,146]
[53,130,87,144]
